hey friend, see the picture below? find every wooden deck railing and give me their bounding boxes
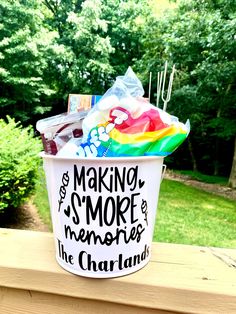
[0,228,235,313]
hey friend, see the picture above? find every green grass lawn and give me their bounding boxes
[33,166,236,248]
[155,179,236,248]
[32,166,52,230]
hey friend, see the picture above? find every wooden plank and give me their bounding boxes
[0,228,236,313]
[0,287,173,314]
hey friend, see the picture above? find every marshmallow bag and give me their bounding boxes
[76,67,189,159]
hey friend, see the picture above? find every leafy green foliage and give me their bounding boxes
[0,0,57,121]
[1,0,235,183]
[0,0,152,121]
[101,0,151,77]
[43,0,114,96]
[139,0,236,178]
[0,117,42,212]
[43,0,151,96]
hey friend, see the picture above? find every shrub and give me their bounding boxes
[0,116,42,212]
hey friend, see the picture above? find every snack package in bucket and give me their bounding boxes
[68,94,102,113]
[76,67,190,158]
[36,111,88,156]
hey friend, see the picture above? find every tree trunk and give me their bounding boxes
[228,136,236,188]
[214,137,219,176]
[214,107,222,176]
[187,138,198,172]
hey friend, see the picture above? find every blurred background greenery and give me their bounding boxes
[1,0,235,184]
[0,0,235,246]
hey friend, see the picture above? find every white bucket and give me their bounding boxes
[41,153,164,278]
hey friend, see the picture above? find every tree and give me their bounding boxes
[229,138,236,188]
[138,0,236,184]
[0,0,152,121]
[101,0,151,77]
[43,0,114,96]
[0,0,56,122]
[43,0,151,95]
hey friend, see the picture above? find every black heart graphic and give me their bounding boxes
[64,205,71,217]
[139,179,145,189]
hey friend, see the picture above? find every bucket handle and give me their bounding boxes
[161,164,167,181]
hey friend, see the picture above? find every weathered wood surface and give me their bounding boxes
[0,228,235,314]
